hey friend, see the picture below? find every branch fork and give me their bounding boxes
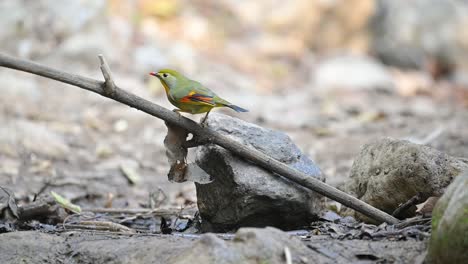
[98,54,116,96]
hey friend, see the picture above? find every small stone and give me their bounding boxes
[195,113,324,232]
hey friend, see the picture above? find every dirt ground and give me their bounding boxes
[0,230,428,263]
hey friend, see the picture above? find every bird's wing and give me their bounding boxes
[180,91,216,106]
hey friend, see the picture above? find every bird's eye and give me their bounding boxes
[163,73,168,78]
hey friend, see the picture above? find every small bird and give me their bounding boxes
[150,69,248,124]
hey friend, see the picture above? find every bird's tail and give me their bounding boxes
[225,104,248,112]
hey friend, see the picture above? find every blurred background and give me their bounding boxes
[1,0,467,208]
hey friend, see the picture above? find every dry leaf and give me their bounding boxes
[120,164,141,185]
[356,111,386,123]
[0,187,19,219]
[416,196,440,216]
[164,122,211,184]
[50,191,81,214]
[164,122,189,182]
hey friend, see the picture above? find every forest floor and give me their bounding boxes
[1,64,467,263]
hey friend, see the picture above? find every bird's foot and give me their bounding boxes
[172,109,182,116]
[200,114,210,127]
[200,118,208,127]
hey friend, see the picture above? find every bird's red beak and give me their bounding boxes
[149,72,159,77]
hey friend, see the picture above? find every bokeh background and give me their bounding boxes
[1,0,467,208]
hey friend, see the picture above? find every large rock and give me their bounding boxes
[427,171,468,263]
[345,138,467,223]
[170,227,319,264]
[195,114,324,232]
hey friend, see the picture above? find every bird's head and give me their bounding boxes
[149,69,184,90]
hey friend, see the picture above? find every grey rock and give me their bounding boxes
[427,171,468,264]
[313,55,395,92]
[170,227,318,264]
[372,0,468,72]
[345,138,467,223]
[195,113,324,232]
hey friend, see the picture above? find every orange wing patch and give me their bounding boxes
[180,97,193,103]
[180,91,215,106]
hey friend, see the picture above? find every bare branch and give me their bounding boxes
[0,52,399,224]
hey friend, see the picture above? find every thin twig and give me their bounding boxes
[64,221,135,233]
[60,229,159,236]
[34,181,52,199]
[370,225,431,239]
[0,52,399,224]
[395,217,431,229]
[83,207,183,217]
[98,54,116,96]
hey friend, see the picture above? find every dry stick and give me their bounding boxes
[392,193,422,219]
[84,207,184,217]
[0,53,399,224]
[64,221,135,233]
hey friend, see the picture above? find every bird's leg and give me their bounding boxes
[172,109,181,114]
[200,110,211,126]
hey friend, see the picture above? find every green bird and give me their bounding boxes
[150,69,248,123]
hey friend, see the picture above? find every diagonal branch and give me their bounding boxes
[0,52,399,224]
